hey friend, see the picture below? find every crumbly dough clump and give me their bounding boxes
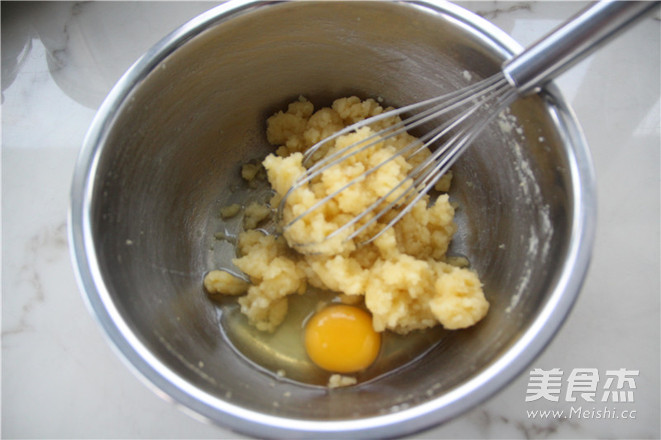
[205,96,488,334]
[328,374,357,389]
[204,270,249,296]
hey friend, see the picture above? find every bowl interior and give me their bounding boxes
[84,0,578,429]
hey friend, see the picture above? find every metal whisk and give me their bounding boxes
[278,1,658,248]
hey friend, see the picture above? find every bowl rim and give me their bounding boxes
[68,1,597,438]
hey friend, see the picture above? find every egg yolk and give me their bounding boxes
[304,304,381,373]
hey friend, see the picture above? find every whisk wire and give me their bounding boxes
[302,72,505,168]
[343,97,489,244]
[353,82,520,245]
[279,73,520,247]
[341,101,488,242]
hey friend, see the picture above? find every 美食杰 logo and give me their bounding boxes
[524,368,639,420]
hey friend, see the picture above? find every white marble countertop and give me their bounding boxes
[2,1,659,438]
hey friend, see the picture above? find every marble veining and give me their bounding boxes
[2,222,67,337]
[473,2,533,20]
[2,1,659,439]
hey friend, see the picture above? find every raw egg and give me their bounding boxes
[304,304,381,373]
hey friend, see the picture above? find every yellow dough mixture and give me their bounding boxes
[205,96,489,335]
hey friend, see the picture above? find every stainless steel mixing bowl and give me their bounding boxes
[69,1,596,438]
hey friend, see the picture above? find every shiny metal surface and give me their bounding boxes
[503,0,659,94]
[68,1,597,438]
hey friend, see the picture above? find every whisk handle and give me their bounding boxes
[503,0,659,95]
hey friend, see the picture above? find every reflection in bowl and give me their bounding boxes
[69,1,596,438]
